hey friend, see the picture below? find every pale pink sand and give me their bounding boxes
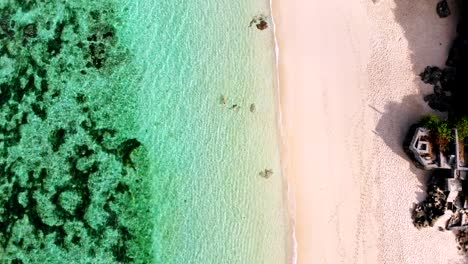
[273,0,466,263]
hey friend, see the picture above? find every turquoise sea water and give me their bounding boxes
[0,0,287,263]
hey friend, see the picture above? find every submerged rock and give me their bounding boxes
[259,169,273,179]
[256,20,268,30]
[250,103,256,113]
[23,23,37,38]
[250,15,268,31]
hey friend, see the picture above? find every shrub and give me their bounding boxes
[419,115,452,150]
[454,116,468,140]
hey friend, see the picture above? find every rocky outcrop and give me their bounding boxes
[412,182,447,228]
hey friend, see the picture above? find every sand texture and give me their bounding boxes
[274,0,466,263]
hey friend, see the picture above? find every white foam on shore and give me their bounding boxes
[269,1,298,263]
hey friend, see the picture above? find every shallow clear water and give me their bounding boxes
[0,0,287,263]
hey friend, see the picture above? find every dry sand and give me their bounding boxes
[273,0,466,263]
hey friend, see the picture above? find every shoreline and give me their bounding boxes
[268,0,298,263]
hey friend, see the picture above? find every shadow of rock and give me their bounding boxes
[392,0,459,74]
[373,94,429,189]
[380,0,466,251]
[373,0,458,165]
[377,1,458,172]
[373,0,459,220]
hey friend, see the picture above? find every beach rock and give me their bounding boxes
[256,20,268,30]
[420,66,443,85]
[423,94,451,112]
[433,84,443,95]
[250,15,268,30]
[436,0,451,18]
[440,67,456,89]
[412,183,447,228]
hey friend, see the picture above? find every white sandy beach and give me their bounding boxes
[273,0,466,263]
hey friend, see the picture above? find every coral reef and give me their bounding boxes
[0,1,153,263]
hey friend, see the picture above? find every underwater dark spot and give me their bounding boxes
[87,35,97,42]
[25,74,36,90]
[47,22,65,56]
[31,103,47,120]
[13,238,24,247]
[75,93,86,103]
[75,144,94,157]
[11,77,27,103]
[89,128,117,146]
[50,128,67,152]
[47,38,62,56]
[51,89,61,98]
[71,235,80,245]
[20,113,28,125]
[103,31,114,39]
[115,182,130,194]
[103,202,118,228]
[53,227,67,247]
[37,68,47,78]
[17,0,36,12]
[5,182,27,220]
[11,259,23,264]
[112,242,133,263]
[40,79,48,94]
[4,126,21,147]
[0,83,11,105]
[89,11,100,21]
[118,139,142,167]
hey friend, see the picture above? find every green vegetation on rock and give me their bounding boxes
[418,115,452,150]
[453,116,468,140]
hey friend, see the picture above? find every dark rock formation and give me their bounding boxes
[457,230,468,253]
[250,15,268,30]
[437,0,451,18]
[259,169,273,179]
[256,20,268,30]
[420,1,468,116]
[412,176,447,228]
[420,66,443,85]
